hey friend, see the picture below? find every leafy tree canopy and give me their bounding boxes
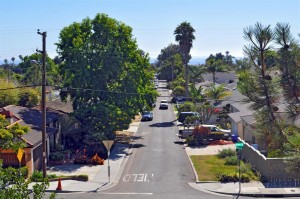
[0,79,19,107]
[0,115,29,151]
[156,43,181,67]
[56,13,157,143]
[17,53,61,86]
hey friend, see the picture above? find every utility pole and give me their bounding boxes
[37,29,47,178]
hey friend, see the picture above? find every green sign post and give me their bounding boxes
[235,141,244,198]
[235,142,244,150]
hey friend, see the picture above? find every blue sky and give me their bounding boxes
[1,0,299,63]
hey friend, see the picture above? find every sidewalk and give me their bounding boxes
[185,144,300,197]
[28,121,140,193]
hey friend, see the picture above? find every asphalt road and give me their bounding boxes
[52,82,299,199]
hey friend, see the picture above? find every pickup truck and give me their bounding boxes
[177,112,200,138]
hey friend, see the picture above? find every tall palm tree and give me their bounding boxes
[174,22,195,97]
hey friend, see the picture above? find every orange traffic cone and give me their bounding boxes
[56,178,62,191]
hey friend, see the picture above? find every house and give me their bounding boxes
[0,105,60,175]
[46,97,82,149]
[227,102,254,143]
[202,71,236,84]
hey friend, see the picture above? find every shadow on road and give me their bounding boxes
[132,135,144,141]
[129,143,145,148]
[174,141,185,145]
[149,122,175,128]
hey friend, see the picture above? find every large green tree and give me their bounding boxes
[158,54,183,82]
[56,13,157,144]
[174,22,195,97]
[156,43,181,67]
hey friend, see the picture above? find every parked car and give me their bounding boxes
[159,100,168,109]
[177,112,201,124]
[171,96,192,103]
[141,111,153,121]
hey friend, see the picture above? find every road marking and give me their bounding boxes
[101,192,153,195]
[122,173,154,182]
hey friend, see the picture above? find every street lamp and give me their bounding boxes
[31,30,47,178]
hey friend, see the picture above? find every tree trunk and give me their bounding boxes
[185,62,189,97]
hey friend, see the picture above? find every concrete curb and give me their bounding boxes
[202,188,300,198]
[185,149,199,182]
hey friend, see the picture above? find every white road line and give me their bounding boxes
[101,192,153,195]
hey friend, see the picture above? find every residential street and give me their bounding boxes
[50,82,300,199]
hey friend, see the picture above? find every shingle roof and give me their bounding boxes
[241,115,256,125]
[47,98,74,114]
[3,105,58,147]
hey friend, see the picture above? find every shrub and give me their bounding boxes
[49,151,64,161]
[224,156,238,165]
[185,136,198,146]
[74,155,89,164]
[267,149,285,158]
[178,102,194,112]
[30,171,43,182]
[72,175,88,181]
[18,88,39,108]
[216,172,251,183]
[30,171,57,182]
[216,172,238,182]
[240,163,252,173]
[217,148,236,158]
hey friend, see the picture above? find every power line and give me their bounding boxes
[0,85,39,91]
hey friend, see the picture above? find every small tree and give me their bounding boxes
[18,88,40,108]
[0,79,19,107]
[194,102,214,124]
[192,125,210,145]
[283,125,300,176]
[0,115,29,151]
[0,160,55,199]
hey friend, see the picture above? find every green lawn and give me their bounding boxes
[190,155,259,181]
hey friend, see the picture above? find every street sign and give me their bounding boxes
[17,148,24,162]
[235,142,244,150]
[102,140,114,152]
[102,140,114,182]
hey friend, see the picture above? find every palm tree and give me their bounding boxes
[174,22,195,97]
[3,59,9,82]
[11,57,15,67]
[204,84,232,103]
[205,58,229,84]
[189,65,204,84]
[189,83,204,104]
